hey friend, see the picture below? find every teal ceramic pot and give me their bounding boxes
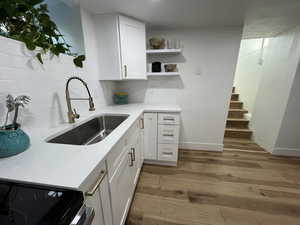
[0,124,30,158]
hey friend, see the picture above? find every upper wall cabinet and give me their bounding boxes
[94,14,147,80]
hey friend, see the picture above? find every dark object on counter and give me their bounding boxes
[152,62,162,72]
[0,180,94,225]
[114,92,129,104]
[0,123,30,158]
[164,64,178,72]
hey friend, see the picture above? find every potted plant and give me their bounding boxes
[0,0,85,67]
[0,94,31,157]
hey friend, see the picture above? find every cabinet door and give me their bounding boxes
[109,148,135,225]
[139,117,145,164]
[129,130,142,187]
[85,171,113,225]
[143,113,158,160]
[119,15,146,80]
[85,189,104,225]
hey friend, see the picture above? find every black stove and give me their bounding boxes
[0,180,86,225]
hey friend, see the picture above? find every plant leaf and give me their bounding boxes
[36,53,43,64]
[73,55,85,68]
[25,39,36,50]
[0,0,85,68]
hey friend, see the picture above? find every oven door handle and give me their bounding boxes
[82,207,95,225]
[70,205,95,225]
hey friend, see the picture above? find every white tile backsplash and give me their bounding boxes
[0,33,113,134]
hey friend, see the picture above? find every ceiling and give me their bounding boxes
[79,0,300,39]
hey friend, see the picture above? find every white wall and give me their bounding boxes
[0,8,114,137]
[233,39,265,115]
[274,61,300,156]
[116,28,242,151]
[46,0,85,55]
[251,26,300,153]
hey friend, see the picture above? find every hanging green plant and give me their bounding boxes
[0,0,85,67]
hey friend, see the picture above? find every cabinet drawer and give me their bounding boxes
[106,138,126,179]
[158,144,178,162]
[158,113,180,125]
[158,125,179,144]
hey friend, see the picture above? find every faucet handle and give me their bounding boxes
[89,98,95,111]
[73,109,80,119]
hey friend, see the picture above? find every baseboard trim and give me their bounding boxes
[179,142,223,152]
[273,147,300,157]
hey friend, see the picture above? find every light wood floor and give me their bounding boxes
[126,139,300,225]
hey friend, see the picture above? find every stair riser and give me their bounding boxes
[226,120,249,129]
[230,102,243,109]
[225,130,252,139]
[228,111,246,118]
[231,94,239,101]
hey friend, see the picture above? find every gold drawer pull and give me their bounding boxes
[163,117,175,121]
[163,152,173,155]
[85,170,107,196]
[163,134,174,137]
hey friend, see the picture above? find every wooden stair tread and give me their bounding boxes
[227,118,249,122]
[225,128,252,133]
[229,108,248,113]
[224,137,255,143]
[230,100,242,103]
[229,109,247,112]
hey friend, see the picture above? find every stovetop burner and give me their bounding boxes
[0,180,84,225]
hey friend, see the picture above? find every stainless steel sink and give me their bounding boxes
[47,114,129,145]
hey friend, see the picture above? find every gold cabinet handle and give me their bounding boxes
[85,170,107,196]
[124,65,127,78]
[131,147,136,161]
[140,118,144,129]
[129,152,134,167]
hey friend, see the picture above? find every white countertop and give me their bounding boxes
[0,104,181,189]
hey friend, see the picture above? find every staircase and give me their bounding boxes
[225,87,252,139]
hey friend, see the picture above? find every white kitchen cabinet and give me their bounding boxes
[158,124,180,144]
[143,113,158,160]
[158,143,178,162]
[84,163,113,225]
[108,117,143,225]
[144,112,180,166]
[94,14,147,81]
[109,148,134,225]
[129,130,142,187]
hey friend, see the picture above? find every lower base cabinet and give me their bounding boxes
[144,112,180,165]
[110,148,134,225]
[83,113,179,225]
[108,118,143,225]
[84,163,114,225]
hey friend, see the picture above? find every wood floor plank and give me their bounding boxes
[130,193,226,225]
[126,138,300,225]
[220,207,300,225]
[143,163,297,188]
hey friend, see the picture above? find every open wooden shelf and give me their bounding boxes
[146,49,182,54]
[147,72,180,76]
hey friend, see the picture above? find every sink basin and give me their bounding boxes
[47,114,129,145]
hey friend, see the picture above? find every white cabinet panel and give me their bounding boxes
[158,144,178,162]
[158,125,179,144]
[85,163,113,225]
[94,14,146,80]
[119,16,146,80]
[129,130,142,187]
[143,113,158,160]
[109,123,141,225]
[109,148,134,225]
[158,113,180,125]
